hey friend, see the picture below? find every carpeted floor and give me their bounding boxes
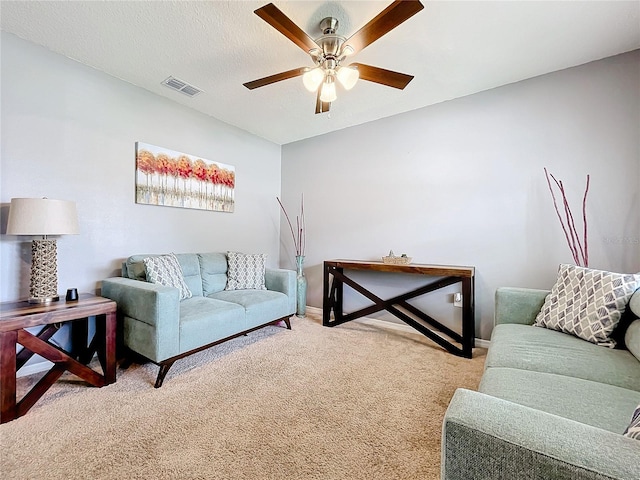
[1,312,486,479]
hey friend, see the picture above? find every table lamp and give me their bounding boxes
[6,198,79,303]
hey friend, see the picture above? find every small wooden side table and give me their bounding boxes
[0,293,117,423]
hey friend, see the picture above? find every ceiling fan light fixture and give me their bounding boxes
[320,77,337,103]
[336,66,359,90]
[302,67,325,92]
[341,45,354,57]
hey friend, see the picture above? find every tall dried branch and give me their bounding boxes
[544,168,589,267]
[277,195,305,257]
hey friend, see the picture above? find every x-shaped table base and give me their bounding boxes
[323,260,475,358]
[0,295,116,424]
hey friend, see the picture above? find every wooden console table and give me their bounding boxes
[323,260,475,358]
[0,294,117,423]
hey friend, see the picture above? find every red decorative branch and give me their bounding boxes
[544,168,589,267]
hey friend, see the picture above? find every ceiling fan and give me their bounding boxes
[243,1,424,114]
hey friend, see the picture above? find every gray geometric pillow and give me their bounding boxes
[143,253,192,300]
[534,264,640,347]
[623,404,640,440]
[225,252,267,290]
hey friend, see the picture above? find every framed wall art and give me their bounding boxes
[135,142,235,212]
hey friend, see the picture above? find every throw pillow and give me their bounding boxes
[225,252,267,291]
[143,253,192,300]
[534,264,640,347]
[623,404,640,440]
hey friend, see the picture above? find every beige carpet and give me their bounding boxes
[1,312,485,479]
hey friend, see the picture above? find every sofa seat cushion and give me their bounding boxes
[179,297,246,353]
[487,324,640,391]
[209,289,290,328]
[479,367,640,434]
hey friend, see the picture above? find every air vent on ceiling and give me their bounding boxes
[161,76,203,97]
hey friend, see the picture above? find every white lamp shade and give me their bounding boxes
[7,198,79,235]
[302,67,325,92]
[337,66,359,90]
[320,80,337,103]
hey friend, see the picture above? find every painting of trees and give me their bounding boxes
[135,142,235,212]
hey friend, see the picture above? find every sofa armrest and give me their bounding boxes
[265,268,296,314]
[495,287,549,326]
[101,277,181,362]
[102,277,180,328]
[442,389,640,480]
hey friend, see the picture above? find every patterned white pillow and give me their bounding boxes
[534,264,640,347]
[143,253,192,300]
[225,252,267,290]
[623,404,640,440]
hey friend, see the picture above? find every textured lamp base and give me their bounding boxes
[29,239,59,304]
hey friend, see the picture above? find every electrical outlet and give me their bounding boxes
[453,293,463,308]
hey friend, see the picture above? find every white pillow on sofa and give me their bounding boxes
[534,264,640,347]
[225,252,267,291]
[143,253,192,300]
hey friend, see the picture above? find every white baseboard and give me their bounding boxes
[305,306,490,349]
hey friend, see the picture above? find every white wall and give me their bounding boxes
[281,50,640,340]
[1,32,283,303]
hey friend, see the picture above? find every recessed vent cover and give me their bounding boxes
[161,76,203,97]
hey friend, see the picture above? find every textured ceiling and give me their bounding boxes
[1,1,639,145]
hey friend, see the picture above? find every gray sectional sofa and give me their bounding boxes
[102,252,296,387]
[442,286,640,480]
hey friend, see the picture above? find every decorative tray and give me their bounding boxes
[382,256,412,265]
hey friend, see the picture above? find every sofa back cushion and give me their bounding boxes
[198,253,228,296]
[123,255,147,281]
[625,320,640,362]
[630,289,640,318]
[124,253,204,297]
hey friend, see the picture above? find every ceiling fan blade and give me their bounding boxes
[351,63,414,90]
[315,90,331,114]
[345,0,424,54]
[255,3,319,53]
[243,67,307,90]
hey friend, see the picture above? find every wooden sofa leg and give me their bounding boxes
[155,362,175,388]
[120,347,149,370]
[284,317,291,330]
[120,357,133,370]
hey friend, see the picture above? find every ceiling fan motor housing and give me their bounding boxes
[320,17,339,34]
[311,19,350,76]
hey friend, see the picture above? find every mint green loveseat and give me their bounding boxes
[102,253,296,387]
[442,287,640,480]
